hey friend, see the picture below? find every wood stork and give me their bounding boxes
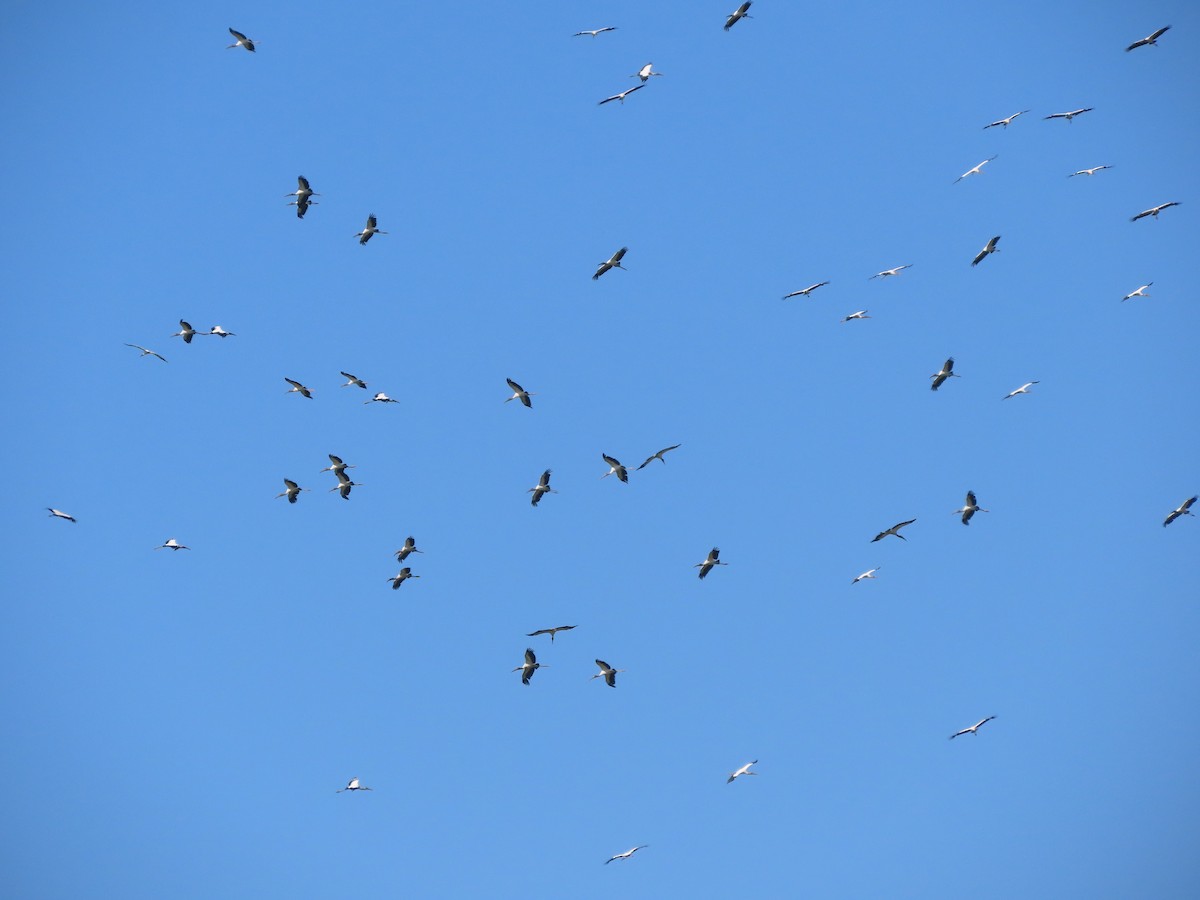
[1069,165,1112,177]
[782,281,830,299]
[47,508,77,523]
[636,444,682,469]
[1131,201,1180,222]
[340,371,367,389]
[319,454,355,478]
[285,378,314,398]
[631,63,664,83]
[591,659,626,687]
[355,214,387,244]
[598,85,644,106]
[982,110,1030,130]
[605,846,648,865]
[949,716,995,739]
[285,176,319,220]
[1044,108,1093,122]
[841,310,871,322]
[601,454,629,483]
[529,469,557,507]
[336,777,372,793]
[574,27,616,37]
[725,2,753,30]
[971,235,1001,267]
[695,547,727,579]
[1164,496,1196,527]
[208,325,235,338]
[954,490,988,525]
[156,538,189,551]
[727,760,758,783]
[387,567,419,589]
[852,567,880,584]
[593,247,628,280]
[125,343,167,362]
[1126,25,1170,51]
[872,519,916,542]
[505,378,534,408]
[395,536,423,562]
[171,320,204,343]
[329,478,363,499]
[527,625,576,642]
[1122,284,1152,301]
[227,28,256,52]
[954,156,997,184]
[513,648,544,684]
[870,264,912,279]
[364,392,398,404]
[930,357,960,391]
[1002,381,1039,400]
[275,479,309,504]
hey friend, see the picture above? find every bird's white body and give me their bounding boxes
[605,846,648,864]
[337,777,372,792]
[632,64,663,83]
[955,156,997,183]
[156,538,189,551]
[852,567,880,584]
[955,490,989,525]
[365,392,398,404]
[47,508,77,522]
[1002,381,1039,400]
[209,325,235,337]
[870,265,912,279]
[695,547,727,579]
[840,310,871,322]
[727,760,758,783]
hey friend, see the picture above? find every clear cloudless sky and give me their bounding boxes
[2,2,1198,897]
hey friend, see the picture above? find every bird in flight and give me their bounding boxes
[1044,108,1093,123]
[637,444,682,469]
[285,378,314,399]
[156,538,189,551]
[529,469,557,507]
[387,568,419,589]
[949,716,996,739]
[982,110,1029,130]
[513,648,544,685]
[591,659,626,688]
[598,85,645,106]
[870,265,912,280]
[872,519,916,542]
[601,454,629,483]
[364,392,399,404]
[574,27,616,38]
[208,325,235,338]
[695,547,727,580]
[125,343,167,362]
[1002,381,1039,400]
[930,357,960,391]
[336,777,372,793]
[171,320,204,343]
[340,372,367,389]
[1122,284,1152,301]
[631,63,663,83]
[954,156,997,184]
[526,625,576,642]
[320,455,355,478]
[227,28,256,52]
[605,846,648,865]
[782,281,830,299]
[1069,165,1112,178]
[955,490,989,525]
[852,567,880,584]
[505,378,534,408]
[727,760,758,784]
[1163,496,1196,527]
[47,508,77,523]
[275,479,309,504]
[1126,25,1170,52]
[725,2,753,30]
[286,176,318,218]
[971,235,1001,267]
[330,477,363,499]
[1130,201,1180,222]
[593,247,628,280]
[395,537,423,562]
[355,214,387,245]
[840,310,871,323]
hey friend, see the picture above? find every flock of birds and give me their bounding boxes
[37,12,1194,872]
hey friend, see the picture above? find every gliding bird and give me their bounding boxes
[1069,165,1112,177]
[527,625,576,642]
[340,372,368,389]
[395,537,423,562]
[208,325,235,337]
[1126,25,1170,52]
[227,28,256,52]
[593,247,628,280]
[1131,202,1180,222]
[727,760,758,783]
[954,490,988,525]
[1044,108,1093,122]
[125,343,167,362]
[529,469,557,507]
[870,265,912,279]
[171,320,204,343]
[591,659,625,688]
[949,716,996,739]
[336,777,372,793]
[598,85,644,106]
[605,846,648,865]
[364,392,398,404]
[275,479,309,503]
[852,567,880,584]
[355,214,387,245]
[330,478,363,499]
[1002,381,1039,399]
[601,454,629,483]
[513,648,544,684]
[841,310,871,322]
[782,281,830,299]
[285,377,314,398]
[930,357,960,391]
[573,27,616,38]
[387,568,419,589]
[1163,496,1196,527]
[724,2,753,30]
[631,64,663,83]
[319,455,355,478]
[954,156,997,183]
[156,538,189,551]
[695,547,727,579]
[637,444,682,469]
[1122,284,1152,301]
[505,378,534,408]
[872,519,916,542]
[971,235,1001,266]
[983,110,1029,130]
[47,508,76,523]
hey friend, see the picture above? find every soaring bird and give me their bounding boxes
[724,2,753,30]
[782,281,830,299]
[513,648,544,684]
[227,28,256,52]
[601,454,629,483]
[47,508,77,523]
[364,392,398,404]
[870,264,912,279]
[954,490,989,525]
[727,760,758,784]
[1163,496,1196,527]
[395,537,423,562]
[695,547,727,579]
[529,469,557,507]
[171,320,204,343]
[387,568,419,589]
[949,716,996,739]
[930,357,960,391]
[286,176,318,218]
[954,156,997,184]
[1044,108,1093,122]
[1130,201,1180,222]
[591,659,626,688]
[840,310,871,322]
[156,538,189,551]
[1122,284,1153,302]
[1002,381,1039,400]
[637,444,682,469]
[971,235,1001,266]
[336,777,372,793]
[872,519,916,542]
[355,214,387,244]
[329,477,363,499]
[631,63,664,83]
[319,454,355,478]
[340,372,368,389]
[1069,165,1112,177]
[526,625,576,642]
[505,378,534,408]
[125,343,167,362]
[574,27,617,38]
[852,567,880,584]
[593,247,628,280]
[983,110,1030,130]
[1126,25,1170,51]
[275,479,309,504]
[208,325,235,338]
[284,377,314,398]
[598,85,644,106]
[605,846,648,865]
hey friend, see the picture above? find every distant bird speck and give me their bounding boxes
[1069,165,1112,178]
[1002,381,1039,400]
[125,343,167,362]
[872,519,916,542]
[949,716,995,739]
[870,265,912,280]
[982,110,1029,130]
[156,538,189,551]
[1044,108,1093,123]
[598,85,644,106]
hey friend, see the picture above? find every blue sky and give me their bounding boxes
[2,2,1197,897]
